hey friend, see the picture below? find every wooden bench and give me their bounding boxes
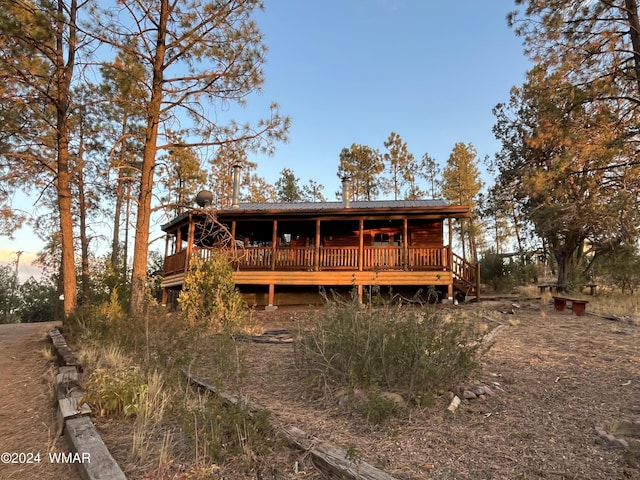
[538,284,564,294]
[552,296,589,316]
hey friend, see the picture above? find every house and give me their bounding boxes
[160,171,478,307]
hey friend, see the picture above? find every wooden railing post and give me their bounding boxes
[271,220,277,270]
[358,219,364,271]
[403,218,408,270]
[185,214,195,273]
[315,219,320,271]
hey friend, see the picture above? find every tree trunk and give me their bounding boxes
[458,220,467,260]
[77,148,90,304]
[57,145,77,316]
[111,113,132,272]
[55,0,78,317]
[625,0,640,97]
[554,250,575,290]
[111,174,123,271]
[129,0,168,318]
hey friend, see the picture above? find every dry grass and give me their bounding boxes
[587,294,640,322]
[131,371,171,463]
[39,344,56,362]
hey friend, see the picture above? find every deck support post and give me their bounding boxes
[357,284,363,303]
[161,287,168,306]
[447,217,454,301]
[268,284,275,307]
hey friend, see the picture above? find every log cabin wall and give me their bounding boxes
[410,222,443,247]
[323,232,372,247]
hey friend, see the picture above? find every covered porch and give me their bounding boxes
[160,201,478,306]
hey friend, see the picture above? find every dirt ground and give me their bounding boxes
[206,297,640,480]
[3,297,639,480]
[0,322,81,480]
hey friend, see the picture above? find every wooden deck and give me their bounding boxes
[231,269,453,287]
[161,245,477,297]
[164,245,449,275]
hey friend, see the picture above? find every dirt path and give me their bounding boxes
[0,322,81,480]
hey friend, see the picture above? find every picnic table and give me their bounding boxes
[552,295,589,316]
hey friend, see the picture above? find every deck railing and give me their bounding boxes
[167,245,449,273]
[452,252,476,288]
[163,249,188,275]
[319,246,360,269]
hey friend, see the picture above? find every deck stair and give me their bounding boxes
[452,253,478,298]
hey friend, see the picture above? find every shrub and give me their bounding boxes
[178,254,246,333]
[480,251,541,292]
[294,294,486,404]
[363,393,398,424]
[175,389,274,466]
[83,365,147,417]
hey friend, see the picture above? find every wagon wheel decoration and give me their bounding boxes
[192,207,248,263]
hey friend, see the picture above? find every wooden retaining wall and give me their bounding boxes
[49,328,127,480]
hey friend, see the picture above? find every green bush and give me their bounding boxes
[176,389,274,465]
[362,393,398,424]
[83,366,147,417]
[294,295,485,404]
[178,254,246,333]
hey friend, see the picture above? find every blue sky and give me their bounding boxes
[249,1,531,195]
[1,1,532,278]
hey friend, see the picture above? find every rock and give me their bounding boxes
[611,438,629,449]
[380,392,406,407]
[470,385,486,396]
[462,390,477,400]
[478,394,486,401]
[482,386,495,397]
[595,426,608,438]
[447,395,461,412]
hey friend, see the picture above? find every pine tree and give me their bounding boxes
[492,65,640,288]
[337,144,384,201]
[419,153,441,198]
[382,132,420,200]
[440,142,483,261]
[275,168,303,202]
[0,0,89,315]
[90,0,290,317]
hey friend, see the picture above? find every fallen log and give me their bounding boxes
[482,323,507,344]
[280,425,397,480]
[184,371,398,480]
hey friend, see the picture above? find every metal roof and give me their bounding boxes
[223,199,449,211]
[161,199,470,231]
